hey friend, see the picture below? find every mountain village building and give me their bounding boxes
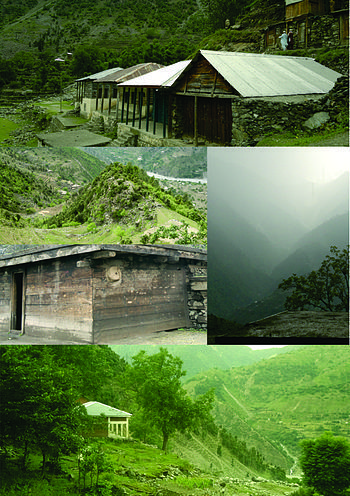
[76,63,163,119]
[0,244,207,343]
[263,0,348,50]
[82,401,132,439]
[105,50,341,146]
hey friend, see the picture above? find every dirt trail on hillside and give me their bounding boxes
[222,385,251,417]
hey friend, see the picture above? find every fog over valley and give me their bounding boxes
[208,148,349,323]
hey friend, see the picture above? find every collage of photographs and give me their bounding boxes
[0,0,349,494]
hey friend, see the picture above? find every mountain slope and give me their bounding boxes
[185,345,350,470]
[83,147,207,179]
[271,213,349,282]
[46,161,205,227]
[110,345,298,379]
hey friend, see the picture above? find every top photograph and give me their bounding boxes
[0,0,348,147]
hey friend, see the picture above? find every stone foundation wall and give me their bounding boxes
[186,263,207,330]
[231,74,348,145]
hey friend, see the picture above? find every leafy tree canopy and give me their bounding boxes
[129,348,214,450]
[300,432,350,496]
[278,246,349,312]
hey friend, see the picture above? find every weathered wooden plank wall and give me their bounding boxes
[176,57,234,95]
[92,256,190,343]
[24,259,93,342]
[286,0,325,18]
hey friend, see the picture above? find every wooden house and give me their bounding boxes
[169,50,341,144]
[0,244,207,343]
[83,401,132,439]
[264,0,349,49]
[114,50,340,145]
[285,0,326,19]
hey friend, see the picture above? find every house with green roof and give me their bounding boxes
[83,401,132,439]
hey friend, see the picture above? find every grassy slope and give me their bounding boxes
[1,437,298,496]
[0,149,206,245]
[184,346,350,467]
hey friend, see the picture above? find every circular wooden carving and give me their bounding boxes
[107,266,121,282]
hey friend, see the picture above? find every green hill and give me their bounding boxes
[110,345,299,379]
[184,345,350,472]
[0,148,207,245]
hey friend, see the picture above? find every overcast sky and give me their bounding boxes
[208,147,349,184]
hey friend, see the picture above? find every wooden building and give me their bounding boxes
[264,0,349,49]
[114,50,340,145]
[0,244,207,343]
[169,50,341,145]
[285,0,326,19]
[83,401,132,439]
[117,61,190,138]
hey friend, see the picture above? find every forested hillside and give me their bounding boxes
[83,147,207,179]
[110,344,299,378]
[1,345,349,495]
[185,345,350,467]
[0,147,207,245]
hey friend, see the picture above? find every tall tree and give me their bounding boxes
[129,348,214,450]
[278,246,349,312]
[300,432,350,496]
[0,346,86,472]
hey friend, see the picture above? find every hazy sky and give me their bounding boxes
[208,147,349,184]
[247,346,287,350]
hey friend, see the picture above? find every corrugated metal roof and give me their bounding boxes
[97,62,164,83]
[119,60,191,88]
[198,50,341,97]
[76,67,124,82]
[83,401,132,417]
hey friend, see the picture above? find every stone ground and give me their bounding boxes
[0,328,207,345]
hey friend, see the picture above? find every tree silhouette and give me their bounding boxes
[278,246,349,312]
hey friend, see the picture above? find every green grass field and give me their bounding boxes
[0,206,204,245]
[0,117,20,142]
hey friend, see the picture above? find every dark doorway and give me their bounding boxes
[12,272,24,331]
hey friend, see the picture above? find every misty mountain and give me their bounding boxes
[305,171,349,228]
[208,149,349,322]
[110,344,297,379]
[271,213,349,282]
[209,214,276,319]
[215,162,310,253]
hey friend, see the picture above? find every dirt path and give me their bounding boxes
[0,328,207,345]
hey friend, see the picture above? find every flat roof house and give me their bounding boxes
[0,244,207,343]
